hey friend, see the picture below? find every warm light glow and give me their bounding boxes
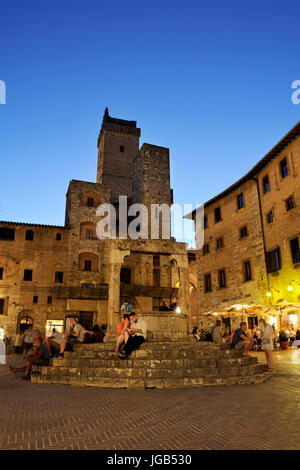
[267,292,271,297]
[269,315,278,327]
[289,314,298,327]
[175,306,181,314]
[0,327,5,341]
[288,285,293,291]
[213,312,218,316]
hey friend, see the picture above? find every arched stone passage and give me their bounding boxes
[17,310,34,333]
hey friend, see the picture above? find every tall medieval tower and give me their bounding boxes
[97,108,141,203]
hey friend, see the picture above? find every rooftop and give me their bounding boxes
[187,120,300,217]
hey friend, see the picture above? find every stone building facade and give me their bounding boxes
[192,121,300,328]
[0,109,192,339]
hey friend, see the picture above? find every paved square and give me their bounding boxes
[1,350,299,450]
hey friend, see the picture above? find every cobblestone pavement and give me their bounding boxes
[1,350,300,450]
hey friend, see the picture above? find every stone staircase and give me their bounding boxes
[31,340,273,389]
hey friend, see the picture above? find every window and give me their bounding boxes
[56,233,61,241]
[120,268,131,284]
[0,268,3,280]
[280,157,289,178]
[87,198,94,207]
[290,238,300,264]
[153,268,160,287]
[0,227,15,240]
[0,299,4,315]
[218,269,226,288]
[81,283,94,288]
[203,243,210,255]
[216,237,224,249]
[215,207,221,223]
[262,175,270,193]
[33,296,38,304]
[25,230,34,241]
[237,193,244,210]
[120,145,125,152]
[266,247,281,273]
[286,196,295,211]
[55,271,63,283]
[204,274,212,292]
[153,255,160,266]
[240,226,248,238]
[244,261,252,281]
[84,260,92,271]
[267,210,274,224]
[86,230,93,240]
[203,215,208,229]
[47,296,52,304]
[23,269,33,281]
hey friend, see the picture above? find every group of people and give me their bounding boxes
[9,318,105,379]
[116,299,147,358]
[193,318,275,372]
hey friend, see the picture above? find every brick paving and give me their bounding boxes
[1,350,300,450]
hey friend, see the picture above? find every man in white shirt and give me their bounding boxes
[120,313,147,358]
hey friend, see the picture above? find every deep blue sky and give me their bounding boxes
[0,0,299,242]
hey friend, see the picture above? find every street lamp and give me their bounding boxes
[288,280,300,291]
[266,287,280,297]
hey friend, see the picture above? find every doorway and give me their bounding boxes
[19,316,33,333]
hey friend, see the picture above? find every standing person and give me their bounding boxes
[23,325,34,358]
[232,322,252,357]
[120,299,132,315]
[59,318,84,357]
[259,318,275,372]
[119,313,147,358]
[212,320,224,343]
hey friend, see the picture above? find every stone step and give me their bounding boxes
[31,368,273,389]
[51,355,257,369]
[72,341,231,352]
[34,362,265,380]
[30,340,271,390]
[63,348,243,360]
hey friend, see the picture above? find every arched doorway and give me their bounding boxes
[17,310,34,333]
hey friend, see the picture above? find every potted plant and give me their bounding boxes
[279,330,289,349]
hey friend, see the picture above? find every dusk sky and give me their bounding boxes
[0,0,299,243]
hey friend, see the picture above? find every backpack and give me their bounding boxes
[124,303,132,313]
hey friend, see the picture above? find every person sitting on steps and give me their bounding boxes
[232,321,252,357]
[118,313,147,359]
[115,314,130,354]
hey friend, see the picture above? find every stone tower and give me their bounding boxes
[132,143,173,238]
[97,108,141,203]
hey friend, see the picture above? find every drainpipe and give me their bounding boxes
[252,177,270,297]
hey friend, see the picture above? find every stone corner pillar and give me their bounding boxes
[104,248,130,343]
[169,253,191,335]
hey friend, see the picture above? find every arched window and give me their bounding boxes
[78,253,99,272]
[25,230,34,241]
[80,222,96,240]
[56,233,61,241]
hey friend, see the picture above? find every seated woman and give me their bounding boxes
[115,314,130,354]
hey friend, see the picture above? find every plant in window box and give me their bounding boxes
[279,330,289,349]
